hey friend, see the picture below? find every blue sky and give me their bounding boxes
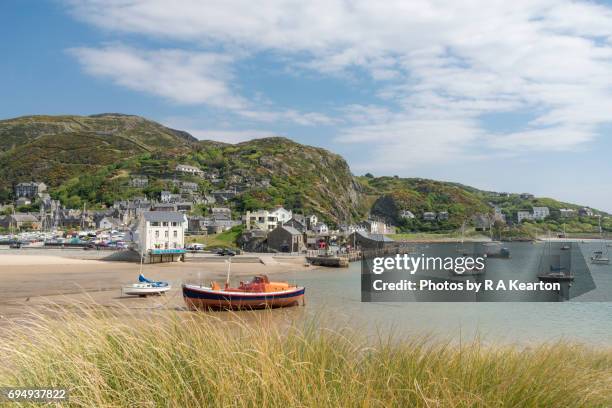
[1,0,612,212]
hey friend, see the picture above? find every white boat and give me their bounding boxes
[122,283,171,297]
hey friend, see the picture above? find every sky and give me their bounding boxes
[1,0,612,212]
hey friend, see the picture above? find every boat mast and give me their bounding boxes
[225,257,232,289]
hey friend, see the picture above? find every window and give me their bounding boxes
[163,222,168,226]
[165,231,169,238]
[155,231,159,238]
[151,222,160,226]
[173,230,178,238]
[171,222,178,226]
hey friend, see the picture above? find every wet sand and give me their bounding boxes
[0,252,312,320]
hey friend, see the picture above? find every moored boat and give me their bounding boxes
[123,283,171,297]
[183,275,305,310]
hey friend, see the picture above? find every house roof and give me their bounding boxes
[10,213,39,222]
[142,211,186,223]
[280,225,302,235]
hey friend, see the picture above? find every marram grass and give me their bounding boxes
[1,305,611,407]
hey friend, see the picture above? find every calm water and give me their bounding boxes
[273,242,612,345]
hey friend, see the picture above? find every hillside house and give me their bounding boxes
[129,177,148,188]
[211,207,232,221]
[579,207,594,217]
[160,191,181,203]
[14,182,47,198]
[267,225,305,253]
[313,222,329,235]
[284,217,306,233]
[175,164,203,177]
[270,206,293,224]
[423,212,437,221]
[400,210,415,219]
[520,193,535,199]
[532,207,550,220]
[560,208,577,218]
[437,211,449,221]
[243,209,279,231]
[517,210,533,223]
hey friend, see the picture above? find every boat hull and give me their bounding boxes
[122,286,171,296]
[182,284,305,310]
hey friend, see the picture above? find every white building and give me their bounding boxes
[313,222,329,234]
[136,211,187,252]
[160,191,181,203]
[517,210,533,223]
[175,164,203,176]
[306,214,318,230]
[532,207,550,220]
[243,210,279,231]
[400,210,415,219]
[560,208,577,218]
[97,216,123,230]
[270,207,293,224]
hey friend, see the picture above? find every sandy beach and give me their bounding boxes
[0,250,312,320]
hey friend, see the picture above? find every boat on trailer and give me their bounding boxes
[183,275,305,310]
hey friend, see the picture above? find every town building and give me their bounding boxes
[579,207,594,217]
[160,191,181,203]
[400,210,415,219]
[14,182,47,198]
[423,212,437,221]
[532,207,550,220]
[0,213,41,230]
[270,206,293,224]
[559,208,577,218]
[135,211,187,262]
[437,211,449,221]
[306,214,318,230]
[97,216,123,230]
[243,209,279,231]
[360,219,394,234]
[313,222,329,234]
[517,210,533,223]
[129,177,148,188]
[175,164,203,176]
[267,225,305,253]
[211,207,232,221]
[520,193,535,200]
[284,217,307,233]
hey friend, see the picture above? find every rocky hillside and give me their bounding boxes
[0,114,607,231]
[0,114,196,189]
[0,115,362,223]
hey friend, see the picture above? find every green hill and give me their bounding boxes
[0,114,608,233]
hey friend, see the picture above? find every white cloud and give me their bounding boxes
[66,0,612,166]
[69,45,246,109]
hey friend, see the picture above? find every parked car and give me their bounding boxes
[186,243,206,251]
[215,248,236,256]
[9,241,22,249]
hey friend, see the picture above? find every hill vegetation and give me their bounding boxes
[0,114,609,234]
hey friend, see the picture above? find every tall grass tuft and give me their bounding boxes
[1,305,611,407]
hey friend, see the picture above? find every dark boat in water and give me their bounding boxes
[183,275,305,310]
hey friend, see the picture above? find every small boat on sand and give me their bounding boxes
[123,283,171,297]
[183,275,305,310]
[123,274,170,297]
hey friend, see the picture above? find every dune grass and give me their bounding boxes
[1,306,611,407]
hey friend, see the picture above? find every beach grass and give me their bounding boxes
[1,306,611,407]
